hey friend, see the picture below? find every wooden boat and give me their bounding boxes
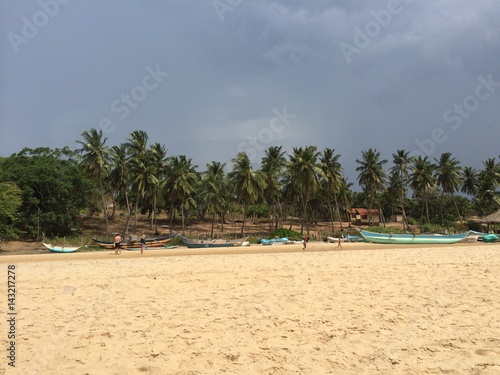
[92,235,174,249]
[124,245,178,251]
[345,234,363,242]
[260,237,302,245]
[42,243,80,253]
[177,235,248,249]
[459,235,479,243]
[259,237,289,245]
[359,230,469,244]
[324,236,347,243]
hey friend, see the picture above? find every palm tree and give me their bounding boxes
[409,155,436,229]
[202,161,227,238]
[389,150,413,231]
[165,155,198,233]
[434,152,462,225]
[319,148,344,232]
[480,158,500,188]
[261,146,287,231]
[461,166,478,199]
[337,177,353,227]
[287,146,322,235]
[280,173,301,230]
[148,143,168,234]
[355,148,387,226]
[475,158,500,215]
[475,173,500,215]
[228,152,266,236]
[108,144,132,235]
[125,130,153,235]
[76,128,110,234]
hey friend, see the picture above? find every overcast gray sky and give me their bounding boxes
[1,0,499,185]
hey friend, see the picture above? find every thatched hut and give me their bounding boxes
[479,209,500,233]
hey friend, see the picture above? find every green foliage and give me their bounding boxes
[422,223,441,233]
[0,148,95,239]
[0,182,23,241]
[247,203,269,218]
[271,227,302,239]
[246,236,262,244]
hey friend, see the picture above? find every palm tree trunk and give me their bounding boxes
[451,193,462,224]
[400,191,409,231]
[210,212,215,238]
[333,193,343,231]
[123,191,132,235]
[241,204,248,236]
[181,198,186,232]
[99,178,109,235]
[169,202,174,235]
[301,192,309,235]
[326,187,335,233]
[440,191,445,227]
[153,194,159,235]
[133,199,140,235]
[425,193,431,225]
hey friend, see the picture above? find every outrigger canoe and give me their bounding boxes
[359,230,469,244]
[42,243,80,253]
[177,235,249,248]
[92,234,175,249]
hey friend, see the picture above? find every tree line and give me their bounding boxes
[0,128,499,241]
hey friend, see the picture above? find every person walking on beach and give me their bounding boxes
[302,236,309,250]
[114,233,122,255]
[140,235,146,255]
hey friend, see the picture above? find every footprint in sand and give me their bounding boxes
[474,348,498,356]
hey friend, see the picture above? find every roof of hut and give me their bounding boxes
[480,209,500,223]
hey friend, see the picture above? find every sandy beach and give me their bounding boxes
[1,241,499,374]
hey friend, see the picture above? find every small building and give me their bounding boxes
[347,208,380,226]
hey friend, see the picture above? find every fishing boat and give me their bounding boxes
[324,235,363,243]
[42,243,80,253]
[358,230,469,244]
[92,234,175,249]
[177,235,248,248]
[124,245,178,251]
[259,237,289,245]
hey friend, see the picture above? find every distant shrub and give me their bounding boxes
[271,228,302,239]
[246,236,261,244]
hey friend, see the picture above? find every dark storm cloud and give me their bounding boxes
[1,0,499,183]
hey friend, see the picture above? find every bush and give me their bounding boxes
[271,228,302,239]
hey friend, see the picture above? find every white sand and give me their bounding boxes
[1,242,499,374]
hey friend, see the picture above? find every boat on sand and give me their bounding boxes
[42,243,80,253]
[92,234,175,249]
[178,235,249,248]
[359,230,469,244]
